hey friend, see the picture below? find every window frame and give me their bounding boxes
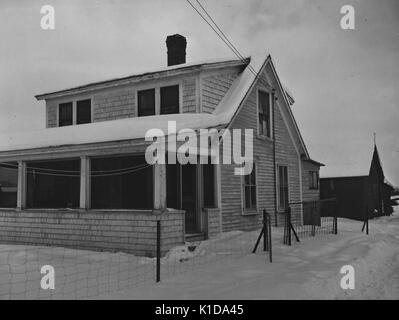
[242,161,258,214]
[277,164,289,212]
[56,96,93,127]
[257,89,273,140]
[135,81,182,117]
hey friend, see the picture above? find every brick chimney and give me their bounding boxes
[166,34,187,66]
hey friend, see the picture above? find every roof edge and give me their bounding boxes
[35,58,250,101]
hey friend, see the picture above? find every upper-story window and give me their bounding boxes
[137,84,180,117]
[138,88,156,116]
[258,90,271,138]
[160,85,179,114]
[58,99,91,127]
[76,99,91,124]
[59,102,73,127]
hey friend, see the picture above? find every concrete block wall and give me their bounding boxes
[0,209,185,257]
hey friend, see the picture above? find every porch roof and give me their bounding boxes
[0,113,221,153]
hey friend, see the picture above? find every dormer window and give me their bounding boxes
[137,84,180,117]
[138,88,156,116]
[76,99,91,124]
[59,102,73,127]
[160,85,179,114]
[58,99,92,127]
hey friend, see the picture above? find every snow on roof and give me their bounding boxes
[1,54,267,153]
[0,113,221,152]
[0,52,308,157]
[214,51,269,124]
[35,57,249,100]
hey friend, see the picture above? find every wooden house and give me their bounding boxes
[0,35,322,255]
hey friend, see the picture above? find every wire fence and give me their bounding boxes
[0,200,339,300]
[284,199,338,245]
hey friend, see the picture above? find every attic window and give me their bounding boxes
[258,90,271,138]
[59,102,73,127]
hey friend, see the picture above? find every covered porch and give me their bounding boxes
[0,139,222,253]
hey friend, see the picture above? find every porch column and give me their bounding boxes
[80,156,91,209]
[17,161,27,210]
[153,163,167,211]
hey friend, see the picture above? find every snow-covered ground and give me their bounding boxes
[0,207,398,300]
[101,207,399,300]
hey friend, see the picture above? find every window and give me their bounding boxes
[91,155,153,209]
[309,171,319,189]
[138,88,156,116]
[278,165,289,211]
[59,102,73,127]
[76,99,91,124]
[0,162,18,208]
[243,163,257,210]
[160,85,179,114]
[26,160,80,208]
[258,90,271,138]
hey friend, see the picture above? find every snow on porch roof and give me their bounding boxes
[0,113,221,152]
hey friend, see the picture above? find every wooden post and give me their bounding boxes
[80,156,91,210]
[154,163,167,211]
[17,161,26,210]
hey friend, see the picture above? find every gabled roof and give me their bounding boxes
[1,53,312,158]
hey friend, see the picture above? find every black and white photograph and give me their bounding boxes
[0,0,398,309]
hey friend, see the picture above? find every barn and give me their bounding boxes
[320,145,394,221]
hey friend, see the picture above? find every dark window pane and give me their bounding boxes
[59,102,73,127]
[258,91,270,137]
[76,99,91,124]
[160,85,179,114]
[91,155,153,209]
[138,89,155,116]
[26,160,80,208]
[0,162,18,208]
[250,166,256,184]
[245,186,251,208]
[278,166,289,210]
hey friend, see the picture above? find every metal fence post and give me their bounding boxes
[156,220,161,283]
[268,212,272,263]
[263,210,267,252]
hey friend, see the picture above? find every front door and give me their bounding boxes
[181,164,199,233]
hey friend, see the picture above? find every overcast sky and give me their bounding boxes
[0,0,398,185]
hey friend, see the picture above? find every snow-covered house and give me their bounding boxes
[320,144,394,220]
[0,34,322,255]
